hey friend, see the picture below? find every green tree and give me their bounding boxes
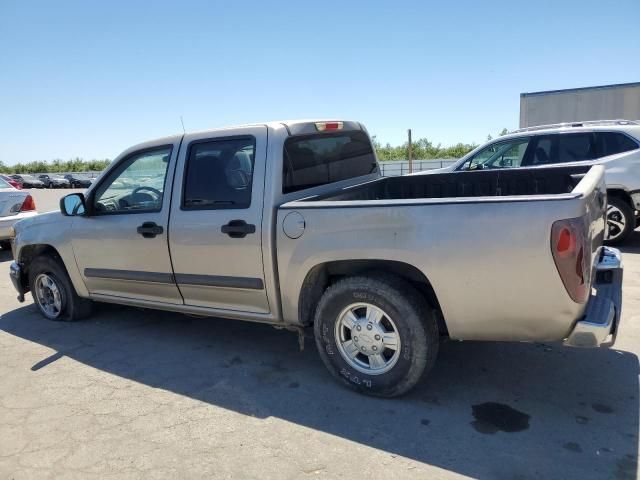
[2,158,112,174]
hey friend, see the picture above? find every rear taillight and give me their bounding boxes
[19,195,36,212]
[551,218,590,303]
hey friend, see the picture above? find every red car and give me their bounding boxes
[0,175,22,189]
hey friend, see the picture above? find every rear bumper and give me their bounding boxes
[0,212,37,240]
[564,247,623,348]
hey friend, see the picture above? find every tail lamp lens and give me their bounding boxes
[19,195,36,212]
[551,218,590,303]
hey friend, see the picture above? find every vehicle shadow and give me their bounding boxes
[0,248,11,262]
[1,303,637,479]
[619,230,640,255]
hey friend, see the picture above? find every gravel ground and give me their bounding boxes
[0,189,638,479]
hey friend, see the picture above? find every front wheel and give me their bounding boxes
[605,196,635,245]
[28,255,92,321]
[314,274,439,397]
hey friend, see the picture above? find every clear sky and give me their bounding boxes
[1,0,639,164]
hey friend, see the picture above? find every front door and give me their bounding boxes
[70,140,183,304]
[168,126,269,313]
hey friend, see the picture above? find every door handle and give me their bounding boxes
[221,219,256,238]
[137,222,164,239]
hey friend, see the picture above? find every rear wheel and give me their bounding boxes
[314,274,439,397]
[28,255,92,321]
[605,196,635,245]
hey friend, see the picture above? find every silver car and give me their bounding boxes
[0,176,37,250]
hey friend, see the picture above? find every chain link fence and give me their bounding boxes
[378,159,458,177]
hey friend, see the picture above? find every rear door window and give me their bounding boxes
[182,136,255,209]
[595,132,639,157]
[283,130,377,193]
[528,136,554,165]
[556,133,595,162]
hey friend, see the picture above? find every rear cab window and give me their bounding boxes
[283,130,378,194]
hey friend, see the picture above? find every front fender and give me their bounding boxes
[13,212,89,298]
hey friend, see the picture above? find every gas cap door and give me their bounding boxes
[282,211,306,239]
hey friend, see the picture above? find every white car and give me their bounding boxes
[0,176,38,251]
[414,120,640,244]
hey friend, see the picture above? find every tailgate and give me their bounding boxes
[0,190,27,218]
[572,165,608,279]
[559,165,623,347]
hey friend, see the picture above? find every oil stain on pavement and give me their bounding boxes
[471,402,530,434]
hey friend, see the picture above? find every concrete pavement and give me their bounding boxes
[0,228,638,479]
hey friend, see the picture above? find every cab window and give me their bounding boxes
[93,147,171,214]
[283,130,378,193]
[182,136,255,210]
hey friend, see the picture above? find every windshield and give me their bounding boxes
[0,177,12,189]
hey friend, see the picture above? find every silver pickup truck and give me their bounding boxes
[8,120,623,397]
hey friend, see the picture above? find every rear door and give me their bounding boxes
[168,126,269,314]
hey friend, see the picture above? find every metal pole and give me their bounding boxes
[408,129,413,174]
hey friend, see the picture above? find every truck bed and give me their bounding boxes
[277,164,607,343]
[304,165,591,202]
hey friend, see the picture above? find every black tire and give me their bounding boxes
[605,196,635,245]
[313,274,439,397]
[0,240,11,251]
[28,255,93,321]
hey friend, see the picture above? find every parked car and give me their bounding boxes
[413,119,640,244]
[9,119,622,397]
[0,174,22,189]
[0,176,37,251]
[38,174,70,188]
[64,174,92,188]
[9,174,45,189]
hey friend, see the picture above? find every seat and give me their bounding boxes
[225,151,253,190]
[533,147,550,165]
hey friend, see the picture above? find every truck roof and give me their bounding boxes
[122,119,365,156]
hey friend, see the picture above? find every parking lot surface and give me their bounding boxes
[1,191,639,479]
[26,188,86,213]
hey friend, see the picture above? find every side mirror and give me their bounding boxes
[60,193,87,217]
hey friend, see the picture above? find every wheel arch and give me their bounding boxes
[607,188,634,209]
[17,243,85,296]
[297,259,448,336]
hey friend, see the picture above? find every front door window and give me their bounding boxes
[93,147,171,214]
